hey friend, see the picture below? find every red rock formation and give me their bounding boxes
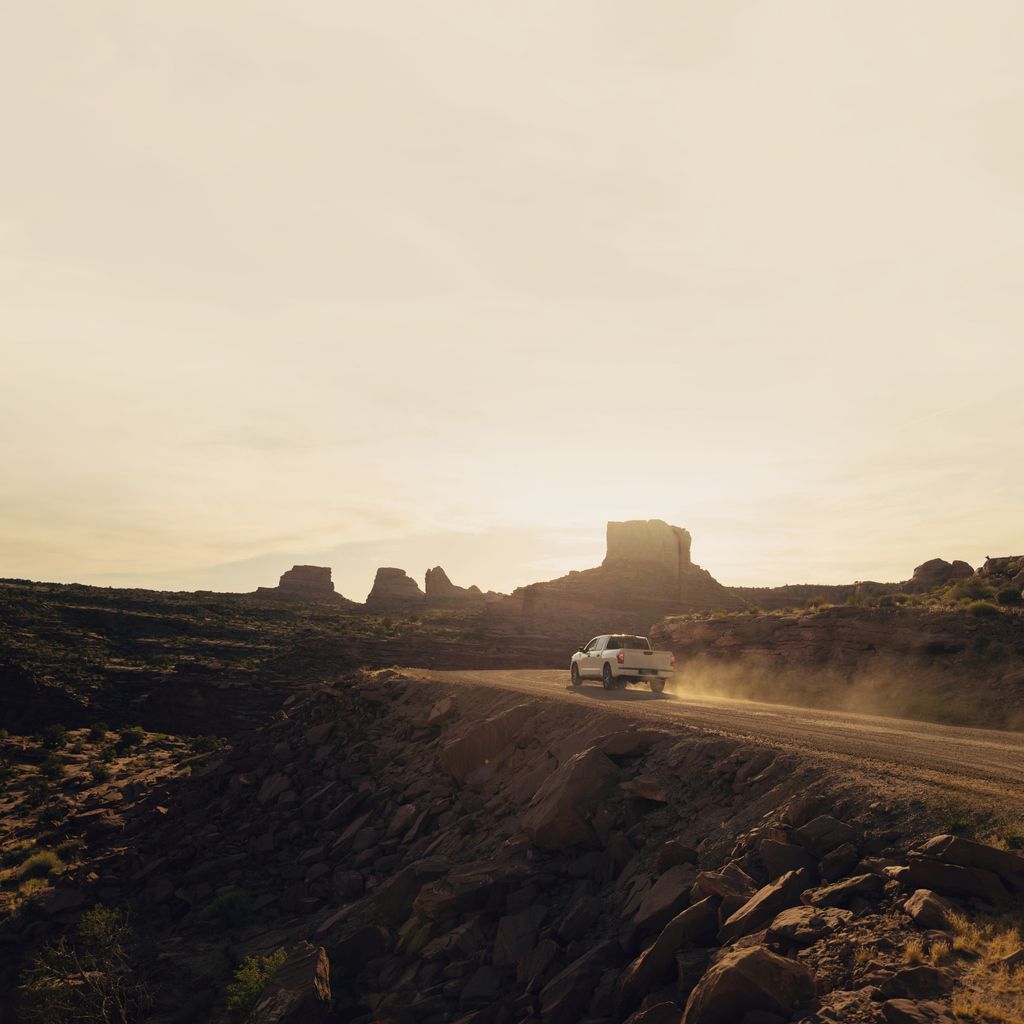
[255,565,354,605]
[424,566,504,607]
[365,568,426,611]
[482,520,741,640]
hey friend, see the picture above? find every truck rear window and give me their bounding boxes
[608,636,650,650]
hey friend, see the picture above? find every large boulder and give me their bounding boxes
[718,869,810,943]
[245,942,331,1024]
[882,999,957,1023]
[617,897,718,1013]
[911,835,1024,894]
[793,815,856,858]
[682,945,814,1024]
[522,747,621,850]
[539,939,622,1024]
[440,704,534,784]
[633,864,699,931]
[905,858,1010,904]
[903,889,957,930]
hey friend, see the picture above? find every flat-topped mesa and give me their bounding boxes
[255,565,353,604]
[365,567,426,611]
[504,519,742,636]
[604,519,692,571]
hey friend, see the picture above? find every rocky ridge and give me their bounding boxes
[3,673,1022,1022]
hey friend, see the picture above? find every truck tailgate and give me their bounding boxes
[620,650,672,672]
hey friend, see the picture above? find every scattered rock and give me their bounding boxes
[767,905,853,945]
[759,840,817,881]
[441,704,534,784]
[881,999,957,1024]
[793,815,856,858]
[902,889,956,930]
[804,873,883,909]
[876,966,954,1000]
[911,834,1024,894]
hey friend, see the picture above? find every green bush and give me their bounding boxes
[41,725,68,750]
[948,577,996,603]
[0,727,9,740]
[199,887,253,928]
[19,850,63,880]
[39,756,66,782]
[89,762,112,784]
[997,587,1022,605]
[226,948,287,1018]
[189,735,221,755]
[18,906,151,1024]
[88,722,110,742]
[39,802,68,825]
[55,838,85,860]
[24,778,50,806]
[117,726,145,751]
[967,600,1001,617]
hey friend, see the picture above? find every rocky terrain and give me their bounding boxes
[2,670,1022,1023]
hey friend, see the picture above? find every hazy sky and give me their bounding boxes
[2,2,1022,601]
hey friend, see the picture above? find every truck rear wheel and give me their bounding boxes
[602,664,615,690]
[570,664,581,687]
[649,676,666,694]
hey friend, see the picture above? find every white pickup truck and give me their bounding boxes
[569,634,675,693]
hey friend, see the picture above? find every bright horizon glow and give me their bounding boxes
[2,3,1022,602]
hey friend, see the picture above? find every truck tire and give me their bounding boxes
[649,676,666,694]
[570,664,581,687]
[602,664,615,690]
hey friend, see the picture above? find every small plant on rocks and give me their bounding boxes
[225,947,287,1018]
[89,762,113,784]
[88,721,110,741]
[117,726,146,751]
[38,756,66,782]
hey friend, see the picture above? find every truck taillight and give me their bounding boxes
[670,654,676,668]
[616,651,625,664]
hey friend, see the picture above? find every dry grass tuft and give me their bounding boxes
[948,912,1024,1022]
[903,937,925,965]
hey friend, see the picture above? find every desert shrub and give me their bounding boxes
[189,735,221,755]
[967,601,1001,617]
[199,887,252,928]
[19,850,63,880]
[98,744,117,763]
[18,906,151,1024]
[88,722,110,741]
[38,756,65,782]
[39,801,68,825]
[68,740,85,754]
[226,947,287,1018]
[948,577,996,603]
[90,762,113,784]
[55,838,85,860]
[117,726,145,751]
[878,595,898,608]
[997,587,1023,605]
[1,727,9,739]
[24,778,51,806]
[41,725,67,750]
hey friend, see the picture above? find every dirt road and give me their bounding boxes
[412,669,1024,810]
